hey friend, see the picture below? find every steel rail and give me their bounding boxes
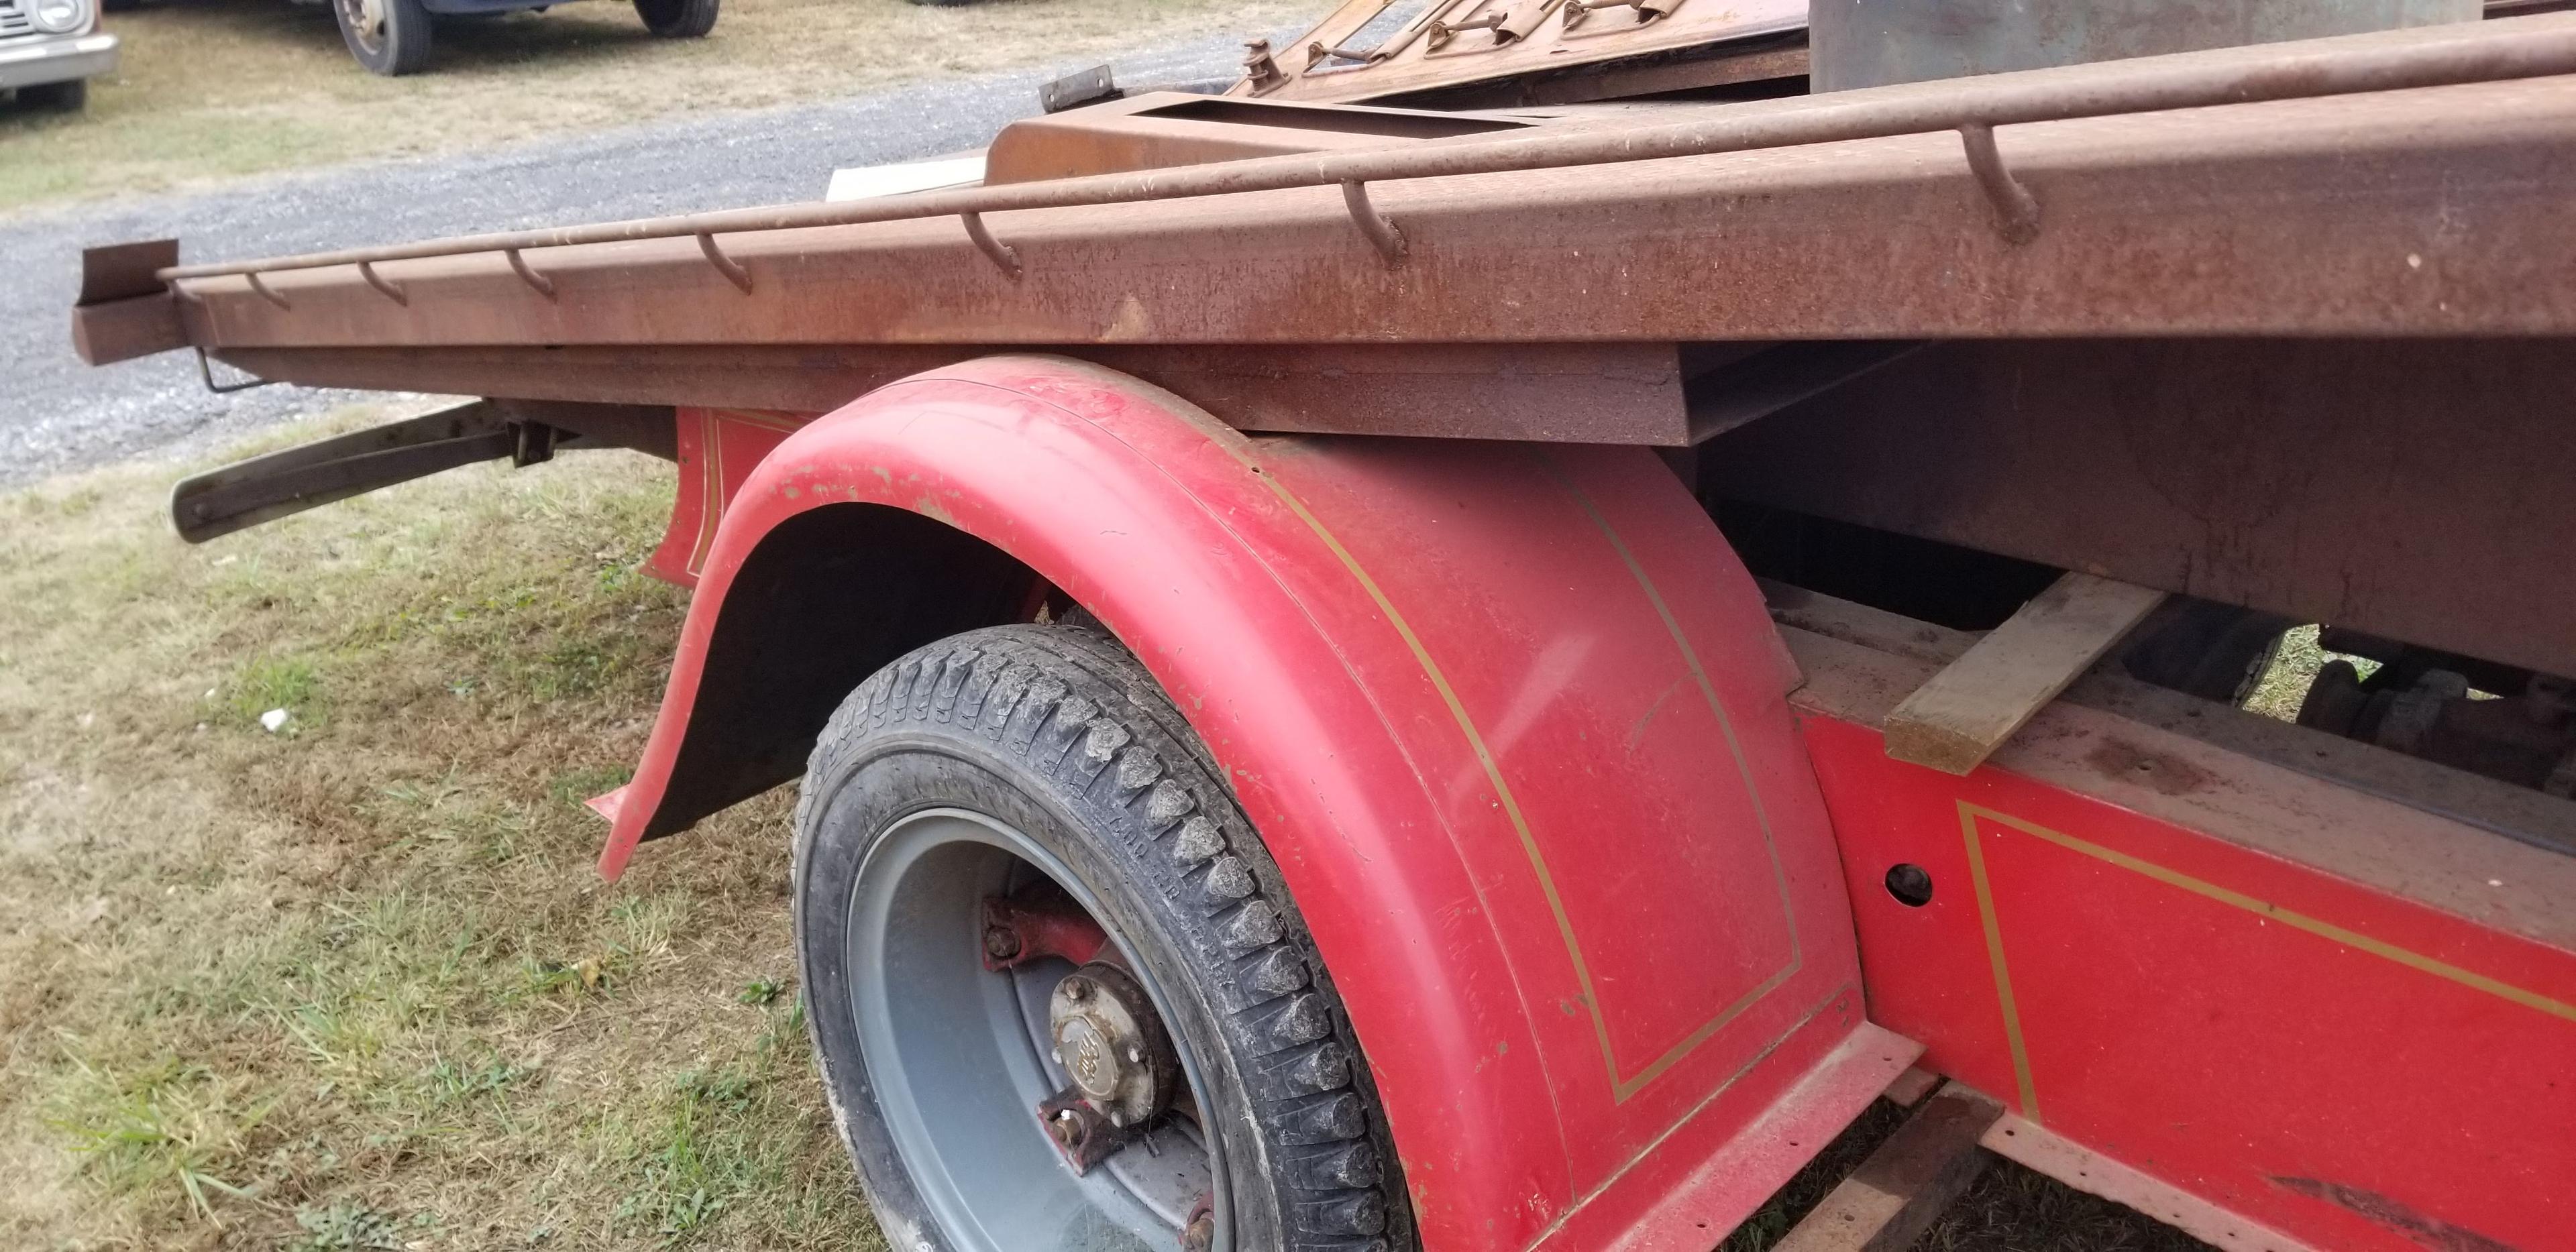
[158,15,2576,284]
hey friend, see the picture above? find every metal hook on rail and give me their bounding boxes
[961,213,1024,280]
[697,231,755,294]
[1341,180,1407,267]
[244,271,291,310]
[193,347,277,396]
[505,248,557,300]
[1958,122,2041,245]
[357,261,409,306]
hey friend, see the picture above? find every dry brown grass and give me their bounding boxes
[0,407,880,1248]
[0,0,1307,210]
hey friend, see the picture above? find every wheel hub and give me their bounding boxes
[1049,962,1179,1130]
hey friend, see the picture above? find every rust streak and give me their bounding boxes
[2271,1177,2520,1252]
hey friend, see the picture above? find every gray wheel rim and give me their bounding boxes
[845,807,1231,1251]
[337,0,384,55]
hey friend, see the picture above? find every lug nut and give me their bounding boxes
[983,926,1022,961]
[1063,976,1090,1001]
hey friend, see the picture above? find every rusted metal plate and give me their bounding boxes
[76,238,175,306]
[159,71,2576,351]
[72,294,188,366]
[213,342,1690,444]
[72,239,188,365]
[1704,339,2576,683]
[1240,0,1807,105]
[985,91,1538,184]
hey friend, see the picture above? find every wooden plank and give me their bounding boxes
[1881,1066,1943,1109]
[1882,573,2166,775]
[1775,1086,2006,1252]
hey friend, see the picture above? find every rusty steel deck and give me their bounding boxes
[72,15,2576,389]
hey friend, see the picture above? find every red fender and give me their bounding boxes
[599,356,1874,1250]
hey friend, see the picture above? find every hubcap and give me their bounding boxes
[843,809,1228,1251]
[1050,962,1180,1131]
[338,0,386,52]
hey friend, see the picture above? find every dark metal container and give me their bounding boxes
[1810,0,2483,90]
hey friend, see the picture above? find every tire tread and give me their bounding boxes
[797,622,1411,1250]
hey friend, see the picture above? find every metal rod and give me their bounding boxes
[505,247,557,299]
[697,232,754,293]
[1341,180,1407,265]
[1957,123,2041,243]
[195,347,276,395]
[244,271,290,309]
[961,212,1024,279]
[156,17,2576,284]
[358,261,409,305]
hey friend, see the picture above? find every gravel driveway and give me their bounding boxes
[0,32,1256,490]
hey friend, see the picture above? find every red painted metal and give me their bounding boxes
[597,354,1872,1250]
[979,895,1110,973]
[643,407,808,587]
[1799,713,2576,1252]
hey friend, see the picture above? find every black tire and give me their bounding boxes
[17,79,87,111]
[794,622,1411,1251]
[333,0,433,75]
[2120,597,2294,705]
[634,0,716,38]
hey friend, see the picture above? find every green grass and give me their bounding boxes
[2245,624,2380,722]
[0,408,875,1247]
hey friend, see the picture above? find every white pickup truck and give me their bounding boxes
[0,0,115,111]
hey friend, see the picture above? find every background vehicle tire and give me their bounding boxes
[333,0,433,75]
[16,80,87,111]
[633,0,716,38]
[794,622,1412,1251]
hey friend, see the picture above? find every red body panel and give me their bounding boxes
[644,407,808,587]
[600,357,1872,1249]
[1802,714,2576,1252]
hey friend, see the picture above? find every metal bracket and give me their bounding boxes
[1563,0,1666,30]
[1037,1086,1144,1176]
[1341,180,1407,267]
[357,261,409,306]
[195,347,278,396]
[696,231,755,294]
[168,399,528,543]
[961,212,1024,280]
[243,270,291,310]
[505,247,557,299]
[1240,39,1285,92]
[1306,40,1383,68]
[1958,122,2041,245]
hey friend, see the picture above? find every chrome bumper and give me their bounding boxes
[0,32,118,91]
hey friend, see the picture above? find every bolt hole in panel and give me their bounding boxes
[1799,709,2576,1252]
